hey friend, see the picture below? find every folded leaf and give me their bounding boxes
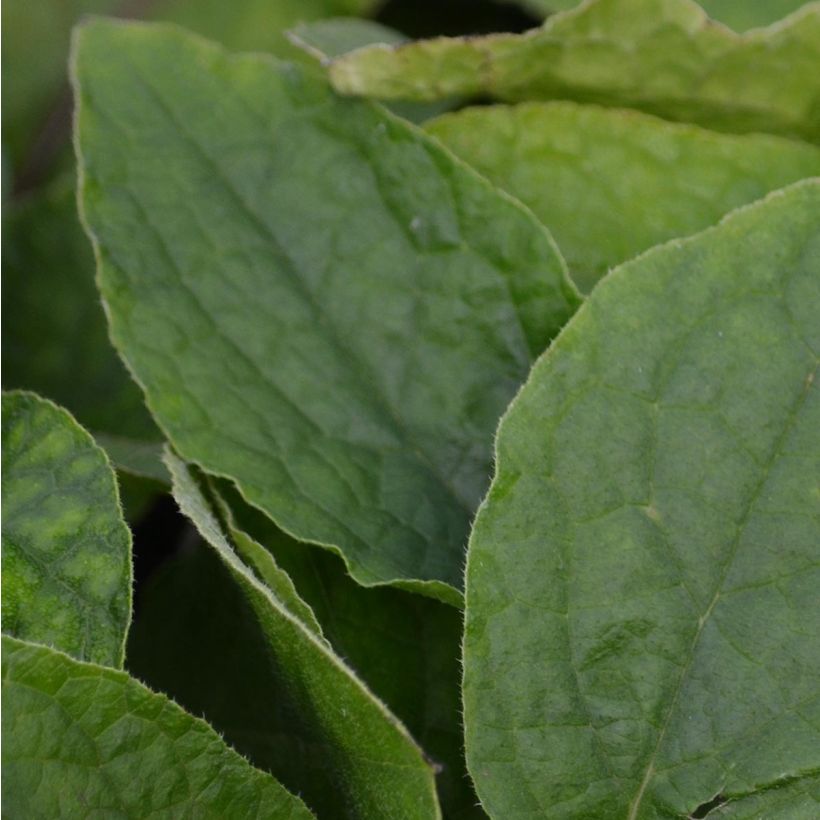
[1,635,314,818]
[329,0,820,142]
[74,19,579,603]
[464,180,820,818]
[427,101,820,291]
[1,391,132,667]
[213,481,486,818]
[161,450,441,818]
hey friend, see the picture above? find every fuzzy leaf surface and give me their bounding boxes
[74,20,579,603]
[1,391,132,667]
[464,181,820,818]
[1,636,313,819]
[161,450,441,818]
[329,0,820,142]
[428,102,820,291]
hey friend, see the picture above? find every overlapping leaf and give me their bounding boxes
[329,0,820,141]
[427,102,820,291]
[74,19,579,603]
[463,181,820,817]
[2,636,314,819]
[159,450,441,818]
[1,391,132,667]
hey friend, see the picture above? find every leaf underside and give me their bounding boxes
[329,0,820,142]
[463,180,820,818]
[162,450,441,818]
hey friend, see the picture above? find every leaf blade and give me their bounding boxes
[329,0,820,142]
[463,180,820,818]
[1,635,314,819]
[1,390,132,667]
[74,19,579,600]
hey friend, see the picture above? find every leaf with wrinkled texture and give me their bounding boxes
[74,19,579,603]
[1,635,314,819]
[1,391,131,667]
[329,0,820,142]
[162,449,441,818]
[464,180,820,818]
[427,101,820,291]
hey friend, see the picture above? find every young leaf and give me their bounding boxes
[1,636,314,819]
[212,481,486,818]
[161,450,442,818]
[329,0,820,142]
[463,180,820,817]
[1,391,132,667]
[74,19,579,603]
[427,101,820,291]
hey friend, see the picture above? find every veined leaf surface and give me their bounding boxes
[464,181,820,817]
[427,102,820,291]
[1,391,132,667]
[329,0,820,142]
[74,19,579,603]
[1,636,313,818]
[162,450,441,818]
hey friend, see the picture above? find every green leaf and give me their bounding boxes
[93,432,170,483]
[1,635,314,819]
[212,480,486,818]
[329,0,820,142]
[463,180,820,817]
[697,0,812,30]
[510,0,814,31]
[2,176,157,440]
[160,449,441,818]
[1,391,132,667]
[74,19,579,603]
[427,101,820,291]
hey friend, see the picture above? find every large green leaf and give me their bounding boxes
[463,180,820,817]
[427,101,820,291]
[159,450,441,818]
[74,19,579,603]
[1,391,132,667]
[329,0,820,142]
[1,635,314,818]
[213,481,485,819]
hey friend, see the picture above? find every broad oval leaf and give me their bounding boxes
[73,19,579,603]
[464,180,820,818]
[1,390,132,667]
[1,635,314,819]
[329,0,820,142]
[163,450,442,818]
[427,101,820,291]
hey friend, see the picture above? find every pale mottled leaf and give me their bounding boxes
[1,391,131,667]
[330,0,820,142]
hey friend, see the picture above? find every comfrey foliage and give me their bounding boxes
[2,1,819,817]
